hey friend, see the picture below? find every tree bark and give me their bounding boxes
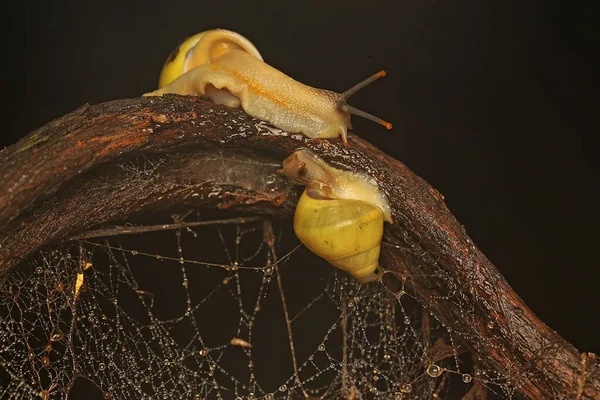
[0,95,597,399]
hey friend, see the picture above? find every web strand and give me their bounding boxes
[1,214,511,399]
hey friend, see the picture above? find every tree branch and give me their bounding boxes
[1,95,597,399]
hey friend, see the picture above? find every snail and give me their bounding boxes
[145,29,392,146]
[279,149,392,283]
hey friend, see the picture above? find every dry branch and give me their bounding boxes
[0,95,597,399]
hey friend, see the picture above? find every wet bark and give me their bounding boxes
[1,95,597,399]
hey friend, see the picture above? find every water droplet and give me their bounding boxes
[384,354,391,361]
[487,321,494,329]
[41,356,50,367]
[266,394,274,400]
[403,316,411,324]
[36,267,43,274]
[394,393,403,400]
[462,374,472,383]
[400,383,412,393]
[45,344,52,352]
[199,348,209,356]
[99,363,106,371]
[426,364,443,377]
[318,344,326,351]
[103,392,112,400]
[279,385,287,392]
[131,250,138,255]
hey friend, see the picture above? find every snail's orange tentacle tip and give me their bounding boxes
[273,196,285,206]
[385,122,392,130]
[377,70,387,78]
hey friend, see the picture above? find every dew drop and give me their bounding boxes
[131,250,138,255]
[36,267,43,274]
[462,374,472,383]
[279,385,287,392]
[318,344,326,351]
[103,392,112,400]
[199,348,209,356]
[41,356,50,367]
[426,364,443,377]
[266,394,274,400]
[99,363,106,371]
[403,316,411,325]
[400,383,412,393]
[394,393,403,399]
[487,321,494,329]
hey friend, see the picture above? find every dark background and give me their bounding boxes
[4,0,597,355]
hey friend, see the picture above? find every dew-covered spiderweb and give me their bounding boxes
[1,211,514,399]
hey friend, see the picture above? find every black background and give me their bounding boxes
[4,0,598,356]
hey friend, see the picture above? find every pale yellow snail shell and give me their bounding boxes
[294,191,384,283]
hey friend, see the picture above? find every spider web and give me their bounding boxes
[0,211,514,399]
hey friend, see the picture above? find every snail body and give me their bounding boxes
[280,149,392,283]
[146,29,391,145]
